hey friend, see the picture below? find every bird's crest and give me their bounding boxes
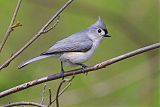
[90,16,107,30]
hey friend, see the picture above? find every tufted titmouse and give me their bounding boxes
[18,16,110,75]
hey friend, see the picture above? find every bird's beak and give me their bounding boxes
[104,34,111,37]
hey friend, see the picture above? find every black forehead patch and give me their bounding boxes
[103,29,108,34]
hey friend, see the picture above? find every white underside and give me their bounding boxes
[59,38,102,66]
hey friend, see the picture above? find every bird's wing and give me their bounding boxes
[42,32,93,55]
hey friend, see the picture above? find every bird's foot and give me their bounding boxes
[82,68,88,76]
[76,63,88,76]
[81,64,88,68]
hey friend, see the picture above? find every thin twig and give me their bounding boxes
[48,88,52,105]
[55,76,74,107]
[0,43,159,98]
[48,76,74,107]
[1,101,47,107]
[11,21,22,31]
[0,0,23,53]
[50,81,72,105]
[43,16,60,33]
[3,53,13,68]
[0,0,75,70]
[40,84,46,104]
[55,80,65,107]
[47,80,72,107]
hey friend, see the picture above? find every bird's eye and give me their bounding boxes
[98,29,101,33]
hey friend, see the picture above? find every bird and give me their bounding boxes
[18,16,110,77]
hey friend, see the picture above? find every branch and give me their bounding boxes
[0,0,75,70]
[0,0,23,53]
[48,88,52,106]
[0,43,159,98]
[55,77,74,107]
[43,16,60,33]
[48,77,73,107]
[55,80,65,107]
[40,84,46,104]
[2,102,46,107]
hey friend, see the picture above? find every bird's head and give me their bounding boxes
[88,16,110,40]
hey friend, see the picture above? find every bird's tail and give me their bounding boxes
[18,55,50,69]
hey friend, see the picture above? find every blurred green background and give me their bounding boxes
[0,0,159,107]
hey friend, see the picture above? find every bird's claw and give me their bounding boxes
[82,65,88,76]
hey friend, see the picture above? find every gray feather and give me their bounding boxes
[18,55,50,69]
[42,32,93,55]
[89,16,107,30]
